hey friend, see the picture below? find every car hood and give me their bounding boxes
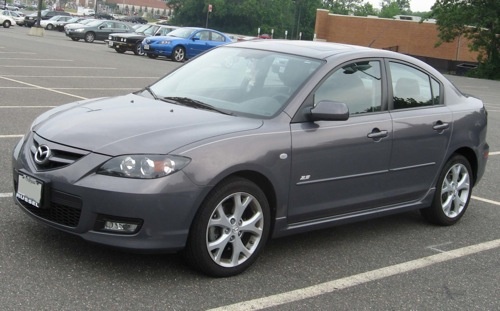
[32,94,263,156]
[110,32,145,38]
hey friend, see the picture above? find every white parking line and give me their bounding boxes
[2,75,155,79]
[0,193,12,198]
[208,239,500,311]
[0,66,115,69]
[490,151,500,156]
[472,196,500,206]
[0,135,23,138]
[0,58,73,61]
[0,76,87,100]
[0,106,56,108]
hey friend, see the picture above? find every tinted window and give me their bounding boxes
[390,62,434,109]
[314,60,382,115]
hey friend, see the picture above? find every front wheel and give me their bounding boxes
[172,46,185,62]
[3,20,11,28]
[146,53,158,59]
[133,42,144,56]
[114,47,126,53]
[421,154,473,226]
[185,177,270,277]
[84,32,95,43]
[46,24,54,30]
[71,37,80,41]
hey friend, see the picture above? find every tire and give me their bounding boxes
[3,20,11,28]
[133,42,144,56]
[114,47,126,53]
[421,154,473,226]
[146,53,158,59]
[71,37,80,41]
[172,46,185,62]
[46,24,54,30]
[185,177,271,277]
[84,32,95,43]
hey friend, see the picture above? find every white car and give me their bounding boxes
[63,18,95,32]
[40,15,73,30]
[0,9,16,28]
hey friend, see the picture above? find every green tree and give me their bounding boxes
[379,1,402,18]
[430,0,500,79]
[323,0,363,15]
[353,2,378,16]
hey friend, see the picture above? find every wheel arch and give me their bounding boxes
[190,169,278,237]
[450,147,478,186]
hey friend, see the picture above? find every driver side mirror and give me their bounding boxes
[309,100,349,121]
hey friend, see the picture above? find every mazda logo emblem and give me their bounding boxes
[34,145,51,165]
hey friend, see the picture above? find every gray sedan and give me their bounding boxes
[65,19,133,42]
[12,40,489,277]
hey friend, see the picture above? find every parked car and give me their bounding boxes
[54,16,86,32]
[12,41,488,277]
[107,24,177,55]
[141,27,232,62]
[0,9,16,27]
[40,15,73,30]
[95,12,113,20]
[1,4,18,10]
[24,9,70,27]
[0,9,22,26]
[120,15,147,24]
[65,19,133,43]
[63,18,95,32]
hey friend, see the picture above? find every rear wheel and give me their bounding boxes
[133,42,144,56]
[71,37,80,41]
[46,24,54,30]
[84,32,95,43]
[421,154,473,226]
[3,20,11,28]
[185,177,270,277]
[172,46,185,62]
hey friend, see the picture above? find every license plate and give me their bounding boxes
[143,44,149,50]
[17,173,43,208]
[108,41,113,47]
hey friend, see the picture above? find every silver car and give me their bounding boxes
[12,40,489,277]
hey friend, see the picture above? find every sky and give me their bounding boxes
[366,0,436,12]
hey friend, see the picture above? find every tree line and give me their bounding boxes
[167,0,499,79]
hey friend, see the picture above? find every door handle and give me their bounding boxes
[367,128,388,140]
[433,121,450,131]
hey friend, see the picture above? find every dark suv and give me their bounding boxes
[24,10,70,27]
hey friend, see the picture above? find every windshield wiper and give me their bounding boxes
[162,97,233,115]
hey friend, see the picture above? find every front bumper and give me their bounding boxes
[142,44,173,57]
[12,132,206,252]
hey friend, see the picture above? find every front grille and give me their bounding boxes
[30,134,89,170]
[21,190,82,227]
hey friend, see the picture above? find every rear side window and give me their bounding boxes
[389,62,439,109]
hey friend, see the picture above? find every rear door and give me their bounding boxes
[387,60,452,202]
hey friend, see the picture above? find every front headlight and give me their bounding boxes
[74,28,85,32]
[97,155,191,179]
[158,40,171,45]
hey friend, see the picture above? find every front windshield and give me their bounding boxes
[149,46,322,118]
[166,28,197,39]
[135,24,151,33]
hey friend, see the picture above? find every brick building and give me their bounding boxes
[314,9,478,72]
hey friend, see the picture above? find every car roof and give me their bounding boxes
[228,40,425,61]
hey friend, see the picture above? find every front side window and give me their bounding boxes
[314,60,382,115]
[389,62,435,109]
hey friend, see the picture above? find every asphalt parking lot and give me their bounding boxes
[1,26,499,310]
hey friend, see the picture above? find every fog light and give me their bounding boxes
[95,215,142,234]
[104,221,138,233]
